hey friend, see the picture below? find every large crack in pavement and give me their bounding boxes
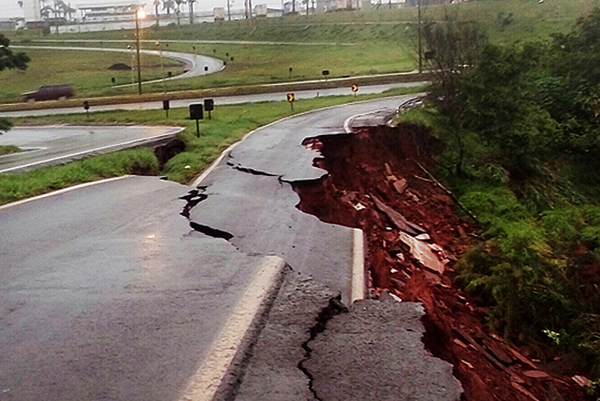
[297,297,348,401]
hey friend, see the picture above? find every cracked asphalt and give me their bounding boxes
[0,97,462,400]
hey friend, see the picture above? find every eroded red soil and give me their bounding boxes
[293,124,591,401]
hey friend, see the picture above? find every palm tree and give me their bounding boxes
[162,0,174,15]
[174,0,182,24]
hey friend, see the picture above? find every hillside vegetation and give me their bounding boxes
[402,6,600,394]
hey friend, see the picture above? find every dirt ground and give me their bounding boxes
[293,124,592,401]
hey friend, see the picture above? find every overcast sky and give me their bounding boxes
[0,0,285,19]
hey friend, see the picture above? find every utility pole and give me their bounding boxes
[135,9,144,95]
[227,0,231,20]
[418,0,422,74]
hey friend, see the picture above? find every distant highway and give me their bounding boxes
[0,82,425,118]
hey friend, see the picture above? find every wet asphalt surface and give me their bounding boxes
[0,96,462,400]
[0,176,269,401]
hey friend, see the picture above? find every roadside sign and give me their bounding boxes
[287,93,295,111]
[351,84,359,93]
[204,98,214,119]
[189,104,204,137]
[322,70,329,76]
[83,100,90,119]
[204,65,209,72]
[163,99,170,118]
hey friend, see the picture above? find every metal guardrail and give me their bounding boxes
[397,95,426,114]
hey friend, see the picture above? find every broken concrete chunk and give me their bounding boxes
[393,178,408,195]
[416,233,430,241]
[523,370,550,379]
[399,232,446,274]
[372,194,425,235]
[353,203,366,211]
[387,175,398,182]
[384,162,393,176]
[572,375,592,387]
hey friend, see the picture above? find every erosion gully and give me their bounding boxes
[292,124,591,401]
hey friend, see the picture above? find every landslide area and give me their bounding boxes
[293,123,591,401]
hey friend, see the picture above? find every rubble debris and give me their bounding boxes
[573,375,592,387]
[293,125,592,401]
[523,370,551,379]
[512,382,541,401]
[371,194,425,235]
[399,232,446,274]
[392,178,408,194]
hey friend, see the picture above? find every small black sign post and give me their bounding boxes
[83,100,90,120]
[189,104,204,137]
[289,66,293,78]
[204,99,214,120]
[163,99,170,118]
[287,93,295,112]
[204,65,209,72]
[322,69,329,82]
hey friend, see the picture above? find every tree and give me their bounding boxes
[420,10,487,174]
[0,34,30,134]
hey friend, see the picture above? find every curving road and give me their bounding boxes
[0,96,461,401]
[13,45,225,86]
[0,125,183,173]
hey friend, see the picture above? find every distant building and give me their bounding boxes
[325,0,361,11]
[78,3,145,22]
[255,4,268,17]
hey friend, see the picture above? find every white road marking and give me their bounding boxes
[179,256,286,401]
[351,228,366,303]
[0,176,132,211]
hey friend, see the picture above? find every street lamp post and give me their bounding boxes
[418,0,422,74]
[135,9,146,96]
[156,40,166,95]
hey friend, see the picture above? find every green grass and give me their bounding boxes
[0,48,184,103]
[0,148,158,205]
[0,145,21,156]
[0,87,418,205]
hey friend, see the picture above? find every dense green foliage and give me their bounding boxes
[0,33,29,132]
[419,7,600,381]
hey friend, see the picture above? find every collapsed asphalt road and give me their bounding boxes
[0,97,463,401]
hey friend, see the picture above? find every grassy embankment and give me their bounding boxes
[0,86,421,206]
[0,145,21,156]
[4,0,597,103]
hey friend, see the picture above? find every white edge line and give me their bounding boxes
[0,175,132,211]
[351,228,366,303]
[0,127,184,174]
[192,94,419,188]
[179,255,285,401]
